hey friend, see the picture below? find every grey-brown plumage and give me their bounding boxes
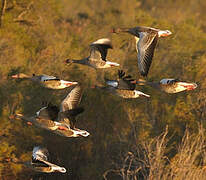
[112,26,172,76]
[11,73,78,89]
[94,70,150,98]
[58,84,84,128]
[3,146,66,173]
[65,38,119,69]
[133,78,197,93]
[95,85,150,98]
[12,85,90,137]
[23,146,66,173]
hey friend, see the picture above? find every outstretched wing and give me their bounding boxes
[89,38,113,62]
[117,70,136,90]
[60,85,83,112]
[32,146,49,162]
[137,32,158,76]
[59,85,83,126]
[36,103,59,121]
[105,70,135,90]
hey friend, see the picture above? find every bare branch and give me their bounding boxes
[103,125,206,180]
[0,0,7,27]
[103,169,121,180]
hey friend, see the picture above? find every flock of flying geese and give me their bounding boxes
[9,26,197,174]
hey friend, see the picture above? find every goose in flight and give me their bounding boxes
[11,73,78,89]
[94,70,150,98]
[94,85,150,98]
[112,26,172,76]
[11,85,90,137]
[132,78,197,93]
[2,146,66,173]
[28,146,66,173]
[65,38,119,69]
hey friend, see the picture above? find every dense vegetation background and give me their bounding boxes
[0,0,206,179]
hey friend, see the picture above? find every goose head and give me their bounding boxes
[112,27,138,36]
[111,27,130,33]
[11,73,30,79]
[65,59,73,65]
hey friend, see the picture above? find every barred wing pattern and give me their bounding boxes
[137,32,158,76]
[60,85,83,113]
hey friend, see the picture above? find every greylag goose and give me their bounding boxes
[94,85,150,98]
[2,146,66,173]
[11,73,78,89]
[27,146,66,173]
[112,26,172,76]
[132,78,197,93]
[65,38,119,69]
[12,85,90,137]
[94,70,150,98]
